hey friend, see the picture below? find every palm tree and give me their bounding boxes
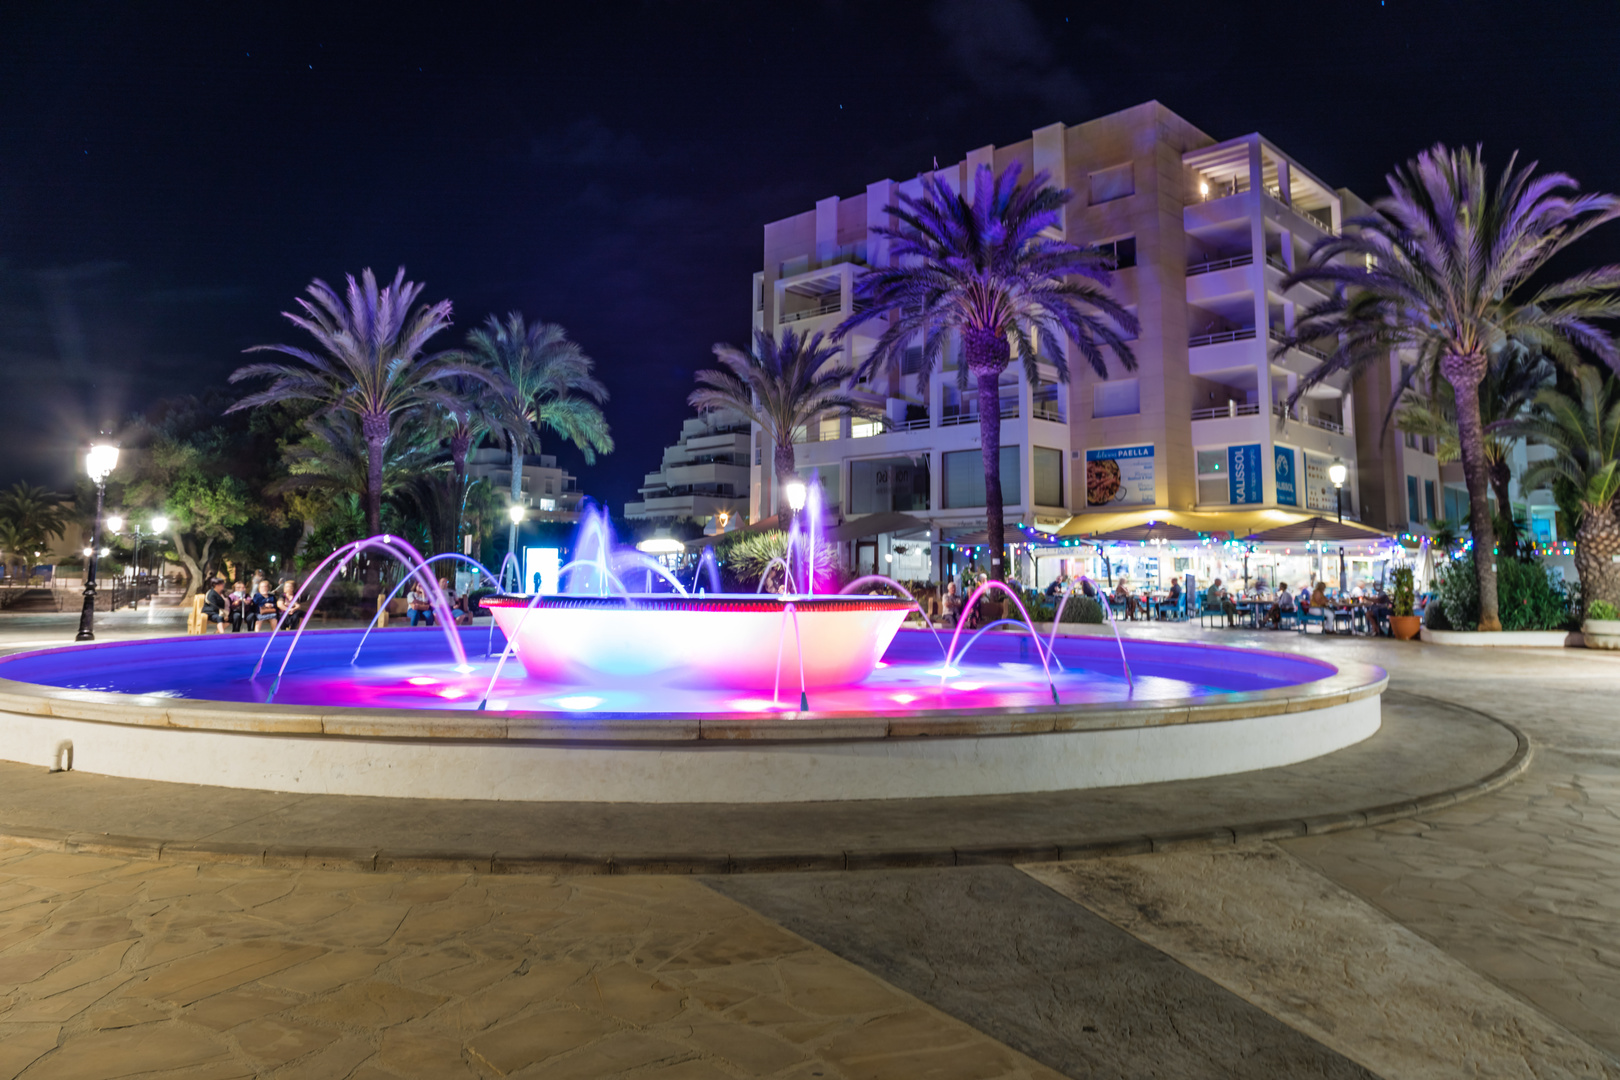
[1507,366,1620,612]
[0,483,69,574]
[835,162,1138,579]
[1281,146,1620,631]
[689,328,882,516]
[1395,342,1555,519]
[466,313,613,560]
[228,267,489,591]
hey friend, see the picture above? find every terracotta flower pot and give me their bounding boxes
[1390,614,1421,641]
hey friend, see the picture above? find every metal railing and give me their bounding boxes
[941,400,1020,426]
[1267,193,1335,234]
[1186,253,1253,276]
[1189,328,1257,348]
[1268,328,1331,361]
[780,298,843,324]
[1273,404,1345,434]
[1191,403,1261,421]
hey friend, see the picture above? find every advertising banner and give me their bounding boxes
[1274,446,1298,507]
[1085,445,1155,507]
[1228,443,1264,504]
[1303,453,1336,513]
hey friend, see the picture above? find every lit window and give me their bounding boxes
[851,419,881,438]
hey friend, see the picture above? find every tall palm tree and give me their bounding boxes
[227,267,486,532]
[1281,146,1620,631]
[466,313,613,560]
[0,483,69,573]
[1394,342,1555,518]
[689,328,881,516]
[835,162,1138,579]
[1508,366,1620,612]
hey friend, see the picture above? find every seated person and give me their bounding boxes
[1310,581,1329,609]
[1165,579,1182,616]
[201,578,230,633]
[1205,578,1237,627]
[250,580,279,631]
[1265,581,1296,627]
[1110,580,1137,620]
[407,580,435,627]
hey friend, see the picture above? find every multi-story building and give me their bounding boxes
[624,412,750,527]
[466,447,584,524]
[748,100,1417,576]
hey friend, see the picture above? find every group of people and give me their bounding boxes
[404,577,475,627]
[1201,577,1395,633]
[200,576,298,633]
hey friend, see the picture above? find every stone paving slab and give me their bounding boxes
[1029,846,1618,1078]
[0,691,1523,874]
[709,864,1378,1079]
[0,842,1067,1080]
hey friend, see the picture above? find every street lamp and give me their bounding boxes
[784,479,807,517]
[76,442,120,641]
[1328,458,1348,524]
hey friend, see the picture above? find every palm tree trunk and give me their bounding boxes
[773,443,797,520]
[450,429,470,553]
[1575,503,1620,613]
[507,440,523,569]
[1488,454,1514,524]
[362,414,388,598]
[965,328,1010,583]
[1443,352,1500,631]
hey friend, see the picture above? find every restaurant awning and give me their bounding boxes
[1243,516,1390,544]
[825,512,931,544]
[1056,507,1378,540]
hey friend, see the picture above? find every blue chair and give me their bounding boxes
[1199,601,1227,629]
[1297,607,1329,634]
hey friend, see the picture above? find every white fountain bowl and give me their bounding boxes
[483,594,914,690]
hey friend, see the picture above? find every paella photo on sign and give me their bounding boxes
[1086,458,1122,504]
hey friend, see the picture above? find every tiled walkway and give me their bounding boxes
[1,615,1618,1075]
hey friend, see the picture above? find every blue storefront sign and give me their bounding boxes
[1274,446,1298,507]
[1228,443,1264,505]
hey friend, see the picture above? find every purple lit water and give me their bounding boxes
[0,628,1335,716]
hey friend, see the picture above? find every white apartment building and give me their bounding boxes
[466,447,583,524]
[747,100,1439,573]
[624,413,751,526]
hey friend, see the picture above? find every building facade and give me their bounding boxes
[624,413,750,527]
[745,101,1424,566]
[466,447,584,524]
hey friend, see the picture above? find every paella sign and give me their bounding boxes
[1085,445,1155,507]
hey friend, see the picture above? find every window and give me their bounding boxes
[1089,163,1134,205]
[1407,476,1422,523]
[1403,431,1417,450]
[1444,486,1468,524]
[1091,236,1136,270]
[1196,449,1227,505]
[943,446,1020,508]
[1424,479,1437,523]
[850,419,882,438]
[1093,378,1140,418]
[818,416,842,441]
[849,456,927,513]
[1032,447,1063,507]
[901,346,924,375]
[1421,435,1434,455]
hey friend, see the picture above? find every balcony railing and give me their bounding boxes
[1191,403,1261,421]
[1186,253,1253,276]
[1273,404,1344,434]
[780,298,843,324]
[941,400,1019,426]
[1189,328,1257,348]
[1268,328,1331,361]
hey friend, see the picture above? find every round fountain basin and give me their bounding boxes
[0,628,1384,803]
[482,593,913,690]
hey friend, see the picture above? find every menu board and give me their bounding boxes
[1274,446,1298,507]
[1303,452,1336,512]
[1228,443,1264,504]
[1085,445,1155,507]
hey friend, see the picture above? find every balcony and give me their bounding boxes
[780,297,843,324]
[1186,253,1253,277]
[1268,328,1331,362]
[1191,403,1260,421]
[1189,328,1257,348]
[942,399,1020,427]
[1273,403,1343,435]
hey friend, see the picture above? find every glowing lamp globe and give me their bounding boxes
[1328,459,1348,488]
[507,504,526,524]
[152,515,169,533]
[784,480,807,512]
[106,515,124,532]
[85,443,120,483]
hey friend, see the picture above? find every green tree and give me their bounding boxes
[1282,145,1620,630]
[466,313,613,559]
[1508,366,1620,612]
[228,267,490,592]
[690,328,881,517]
[0,483,70,575]
[836,162,1137,579]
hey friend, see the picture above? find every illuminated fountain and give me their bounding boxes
[0,495,1386,804]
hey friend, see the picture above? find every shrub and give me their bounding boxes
[1060,595,1106,624]
[1436,554,1572,631]
[1423,597,1453,630]
[1390,567,1414,617]
[1589,599,1620,621]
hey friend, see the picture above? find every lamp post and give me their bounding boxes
[106,515,134,608]
[506,503,526,592]
[783,478,807,522]
[76,442,120,641]
[1328,458,1348,524]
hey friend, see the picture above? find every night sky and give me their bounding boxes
[5,1,1619,511]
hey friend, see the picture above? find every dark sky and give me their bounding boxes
[5,1,1620,509]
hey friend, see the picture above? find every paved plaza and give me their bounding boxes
[0,613,1618,1077]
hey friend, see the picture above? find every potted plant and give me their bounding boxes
[1585,599,1620,651]
[1390,567,1420,640]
